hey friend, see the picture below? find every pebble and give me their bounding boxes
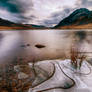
[18,72,29,79]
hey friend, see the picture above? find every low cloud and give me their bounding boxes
[77,0,92,9]
[80,0,92,7]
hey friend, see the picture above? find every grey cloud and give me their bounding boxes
[0,0,20,13]
[9,0,34,13]
[18,15,37,23]
[42,7,74,27]
[78,0,92,8]
[0,0,33,13]
[0,0,35,23]
[81,0,92,6]
[64,8,71,14]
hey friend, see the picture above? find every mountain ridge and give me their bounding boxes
[54,8,92,29]
[0,18,46,30]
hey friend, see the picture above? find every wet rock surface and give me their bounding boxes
[35,44,46,49]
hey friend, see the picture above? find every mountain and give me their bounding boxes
[0,18,46,30]
[54,8,92,29]
[0,18,27,27]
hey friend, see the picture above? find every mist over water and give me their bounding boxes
[0,30,92,65]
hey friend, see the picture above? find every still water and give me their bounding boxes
[0,30,92,65]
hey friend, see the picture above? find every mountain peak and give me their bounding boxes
[69,8,90,17]
[73,8,90,13]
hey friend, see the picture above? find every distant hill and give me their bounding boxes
[0,18,46,30]
[54,8,92,29]
[0,18,26,27]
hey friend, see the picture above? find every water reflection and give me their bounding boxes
[0,31,23,65]
[0,30,92,65]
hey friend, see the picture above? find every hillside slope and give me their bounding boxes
[54,8,92,29]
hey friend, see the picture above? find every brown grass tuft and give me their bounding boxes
[70,46,86,69]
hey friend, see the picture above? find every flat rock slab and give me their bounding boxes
[28,59,92,92]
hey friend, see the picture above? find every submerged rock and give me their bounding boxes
[27,44,30,46]
[20,44,26,48]
[18,72,29,79]
[20,44,30,48]
[35,44,46,49]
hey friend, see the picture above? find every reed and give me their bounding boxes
[70,46,86,69]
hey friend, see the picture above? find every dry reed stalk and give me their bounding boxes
[70,46,86,69]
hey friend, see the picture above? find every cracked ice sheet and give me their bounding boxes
[28,59,92,92]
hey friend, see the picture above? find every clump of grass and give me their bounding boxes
[70,46,86,69]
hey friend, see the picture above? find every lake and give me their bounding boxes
[0,29,92,65]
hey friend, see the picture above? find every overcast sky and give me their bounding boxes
[0,0,92,27]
